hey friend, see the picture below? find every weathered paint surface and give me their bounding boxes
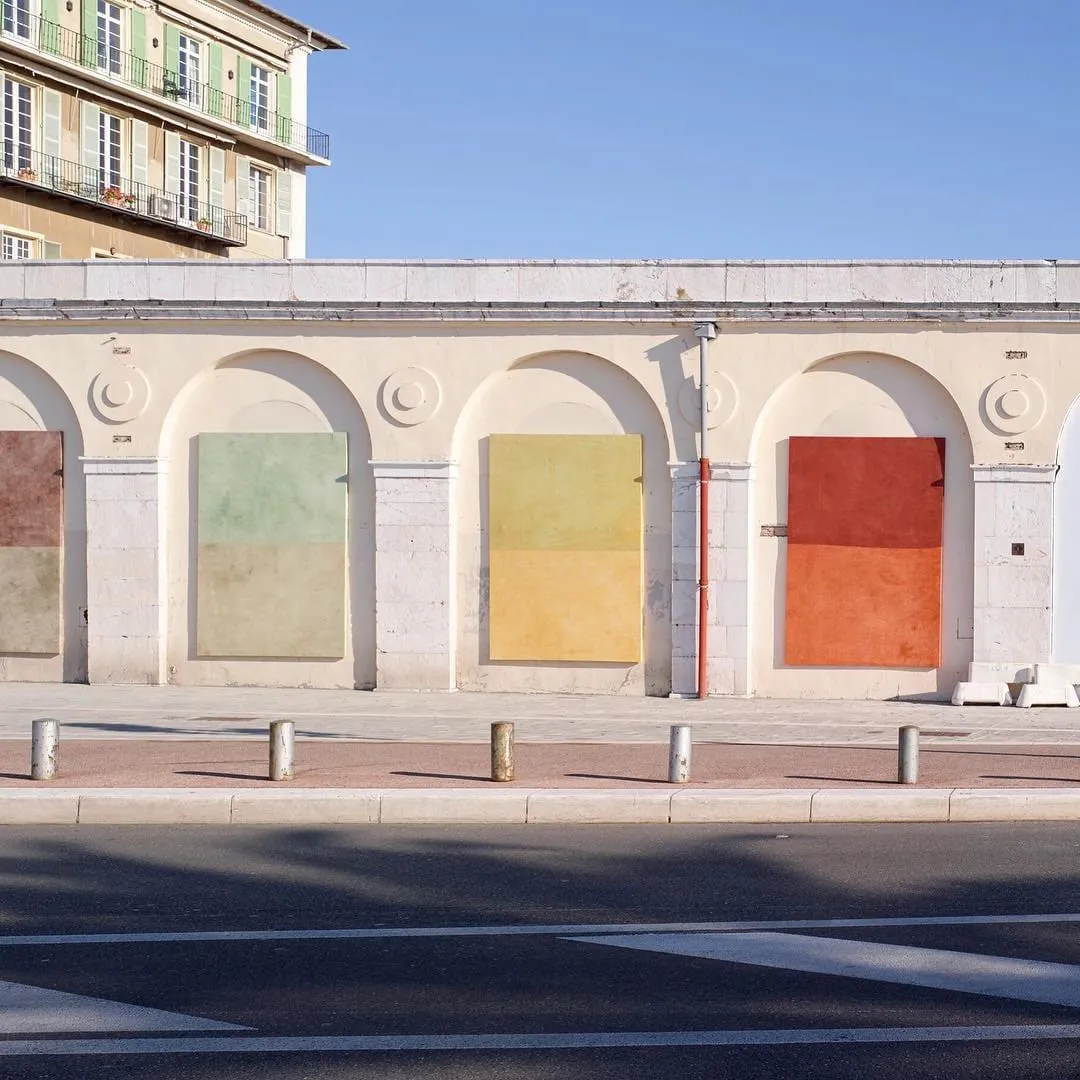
[0,432,62,655]
[196,433,348,659]
[488,434,642,662]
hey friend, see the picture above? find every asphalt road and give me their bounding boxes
[1,824,1080,1078]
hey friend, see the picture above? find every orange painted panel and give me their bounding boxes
[785,545,943,668]
[784,436,945,668]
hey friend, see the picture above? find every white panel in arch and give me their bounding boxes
[1054,404,1080,661]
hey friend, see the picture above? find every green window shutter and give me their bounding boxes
[130,119,148,189]
[163,24,180,97]
[129,9,147,87]
[80,101,100,184]
[39,0,60,53]
[207,43,223,118]
[81,0,97,67]
[235,56,252,127]
[42,241,63,259]
[235,155,249,218]
[41,89,62,161]
[275,73,292,145]
[164,131,180,196]
[275,167,292,238]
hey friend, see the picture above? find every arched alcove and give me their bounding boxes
[161,350,374,689]
[0,351,87,683]
[750,352,974,699]
[453,350,673,696]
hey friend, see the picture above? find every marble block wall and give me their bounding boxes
[84,456,165,684]
[374,461,456,690]
[671,462,751,696]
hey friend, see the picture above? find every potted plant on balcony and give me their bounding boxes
[16,166,37,182]
[101,185,126,205]
[196,217,213,232]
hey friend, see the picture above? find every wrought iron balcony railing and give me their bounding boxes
[0,8,330,159]
[0,146,248,245]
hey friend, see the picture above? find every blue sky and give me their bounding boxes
[295,0,1080,259]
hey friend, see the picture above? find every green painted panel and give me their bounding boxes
[0,547,61,655]
[197,433,347,546]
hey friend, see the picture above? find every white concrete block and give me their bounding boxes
[670,789,812,823]
[474,263,520,302]
[520,263,615,302]
[1016,262,1056,304]
[722,548,749,583]
[969,661,1034,683]
[374,524,449,554]
[77,790,233,824]
[1034,663,1080,685]
[665,265,726,302]
[725,262,766,302]
[213,263,292,301]
[376,605,451,654]
[612,263,667,302]
[951,682,1013,706]
[722,512,749,549]
[719,581,748,626]
[376,651,454,691]
[0,792,80,824]
[806,262,853,300]
[950,789,1080,822]
[26,262,86,299]
[986,563,1052,608]
[764,262,808,303]
[1015,683,1080,708]
[925,263,974,303]
[380,789,530,824]
[289,261,367,302]
[850,263,928,303]
[671,510,698,549]
[374,498,451,528]
[1055,265,1080,303]
[365,263,407,302]
[0,262,26,297]
[810,789,952,823]
[406,263,477,303]
[526,790,672,824]
[231,791,380,824]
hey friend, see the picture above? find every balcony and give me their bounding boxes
[0,10,330,160]
[0,147,248,246]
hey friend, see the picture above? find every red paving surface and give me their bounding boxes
[0,741,1079,789]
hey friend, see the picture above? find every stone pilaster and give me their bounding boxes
[670,461,752,697]
[970,463,1055,679]
[372,460,456,690]
[82,456,167,684]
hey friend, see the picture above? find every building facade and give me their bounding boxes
[0,258,1075,700]
[0,0,340,261]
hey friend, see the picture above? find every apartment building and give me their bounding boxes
[0,0,342,260]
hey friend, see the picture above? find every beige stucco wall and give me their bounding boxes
[0,259,1075,698]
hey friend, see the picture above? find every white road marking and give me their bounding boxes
[573,931,1080,1008]
[0,979,247,1034]
[2,1026,1080,1055]
[1,912,1079,947]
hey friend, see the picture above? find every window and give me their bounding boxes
[178,138,200,222]
[1,232,34,259]
[2,0,31,40]
[99,111,122,190]
[249,164,270,231]
[3,77,33,173]
[178,34,201,106]
[249,64,270,133]
[97,0,122,75]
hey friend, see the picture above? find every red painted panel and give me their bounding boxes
[784,436,944,668]
[787,436,945,548]
[0,431,63,548]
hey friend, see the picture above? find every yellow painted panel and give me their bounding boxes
[489,434,642,552]
[489,549,642,662]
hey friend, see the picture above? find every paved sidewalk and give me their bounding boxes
[0,685,1078,824]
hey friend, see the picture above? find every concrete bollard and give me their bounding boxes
[491,721,515,782]
[898,725,919,785]
[669,725,692,784]
[269,720,295,782]
[30,719,58,781]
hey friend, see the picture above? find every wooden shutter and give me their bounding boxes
[275,73,292,145]
[80,101,100,181]
[80,0,97,66]
[164,131,180,196]
[130,119,148,188]
[129,8,147,87]
[208,42,223,117]
[275,167,292,238]
[235,155,249,218]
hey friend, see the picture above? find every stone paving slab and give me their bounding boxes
[0,685,1078,744]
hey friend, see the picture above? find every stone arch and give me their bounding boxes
[750,351,974,699]
[161,349,374,689]
[453,349,672,696]
[0,351,87,683]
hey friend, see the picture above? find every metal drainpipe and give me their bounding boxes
[693,322,718,700]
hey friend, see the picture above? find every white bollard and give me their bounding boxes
[898,725,919,785]
[31,719,58,781]
[269,721,295,782]
[669,725,692,784]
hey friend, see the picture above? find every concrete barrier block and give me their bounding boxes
[526,790,672,824]
[670,789,812,823]
[0,791,80,824]
[379,789,530,824]
[231,790,380,825]
[951,682,1012,706]
[950,789,1080,822]
[77,789,233,825]
[1015,683,1079,708]
[811,789,952,823]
